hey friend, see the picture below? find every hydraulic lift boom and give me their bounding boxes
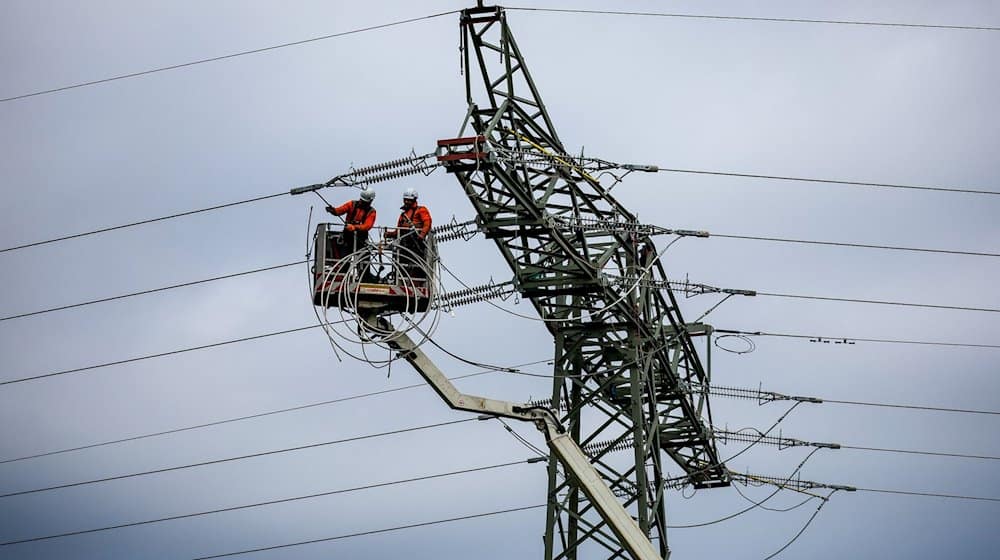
[362,313,661,560]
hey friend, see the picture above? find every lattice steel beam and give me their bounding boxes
[439,6,730,559]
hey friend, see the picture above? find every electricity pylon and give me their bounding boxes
[437,5,730,559]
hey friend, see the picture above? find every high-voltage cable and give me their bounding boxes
[7,364,990,470]
[756,290,1000,313]
[190,504,546,560]
[703,382,1000,416]
[508,7,1000,32]
[0,458,539,547]
[0,323,332,387]
[711,233,1000,258]
[485,140,996,196]
[670,469,999,503]
[2,157,443,256]
[7,7,994,106]
[547,402,1000,460]
[0,358,550,465]
[715,428,1000,461]
[1,11,462,103]
[663,277,1000,313]
[655,167,999,195]
[585,274,998,314]
[763,489,837,560]
[0,221,477,324]
[715,429,840,451]
[715,328,1000,350]
[735,476,1000,503]
[623,276,755,297]
[853,488,1000,503]
[444,215,998,259]
[726,471,856,494]
[0,260,305,322]
[3,190,990,258]
[823,398,1000,415]
[0,192,286,254]
[663,448,824,528]
[0,419,476,500]
[840,445,1000,461]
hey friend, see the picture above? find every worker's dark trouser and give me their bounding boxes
[396,232,427,279]
[332,229,368,259]
[324,229,376,282]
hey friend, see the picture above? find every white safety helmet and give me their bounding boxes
[403,187,418,200]
[359,188,376,202]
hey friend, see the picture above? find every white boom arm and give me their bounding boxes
[364,315,661,560]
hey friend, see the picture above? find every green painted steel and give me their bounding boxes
[441,6,730,559]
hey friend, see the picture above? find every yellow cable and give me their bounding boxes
[503,128,600,184]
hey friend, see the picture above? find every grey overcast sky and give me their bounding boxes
[1,1,998,559]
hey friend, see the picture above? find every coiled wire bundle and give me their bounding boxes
[311,231,445,367]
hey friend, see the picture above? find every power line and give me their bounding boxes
[0,381,437,464]
[823,398,1000,416]
[0,261,305,322]
[0,323,329,387]
[0,459,537,546]
[716,427,1000,461]
[190,504,546,560]
[0,418,475,500]
[0,192,286,254]
[840,445,1000,462]
[711,233,1000,258]
[668,279,1000,314]
[186,487,997,559]
[5,185,994,259]
[9,351,990,469]
[6,7,994,107]
[715,328,1000,350]
[694,470,1000,504]
[706,380,1000,416]
[508,7,1000,33]
[656,167,999,196]
[763,490,836,560]
[855,488,1000,503]
[755,290,1000,314]
[11,222,989,323]
[0,358,551,465]
[667,447,823,528]
[14,320,969,455]
[0,10,461,103]
[718,470,1000,504]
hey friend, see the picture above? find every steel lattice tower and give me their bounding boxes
[437,6,730,559]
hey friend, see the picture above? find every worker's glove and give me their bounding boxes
[385,228,397,238]
[345,224,356,232]
[325,205,336,215]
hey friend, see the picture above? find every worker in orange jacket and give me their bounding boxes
[389,188,431,238]
[326,187,376,256]
[386,188,432,277]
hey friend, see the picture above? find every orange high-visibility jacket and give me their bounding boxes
[396,205,432,238]
[332,200,376,232]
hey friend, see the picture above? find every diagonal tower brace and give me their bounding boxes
[363,313,661,560]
